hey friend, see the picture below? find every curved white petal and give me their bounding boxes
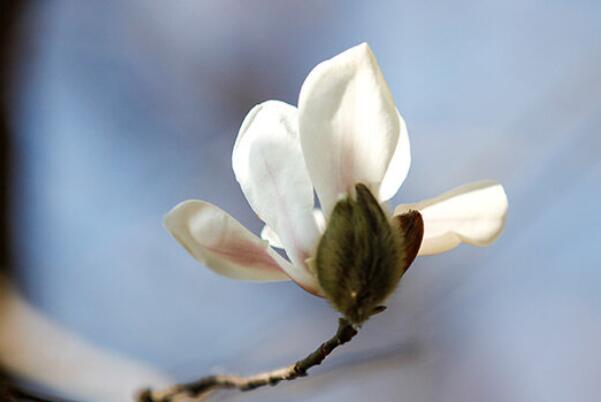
[299,43,400,215]
[394,181,508,255]
[379,111,411,201]
[233,100,320,281]
[164,200,293,282]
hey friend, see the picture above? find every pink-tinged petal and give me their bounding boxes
[233,100,320,284]
[299,43,400,216]
[394,181,508,255]
[165,200,291,282]
[379,111,411,201]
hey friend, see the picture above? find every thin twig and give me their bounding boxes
[138,318,359,402]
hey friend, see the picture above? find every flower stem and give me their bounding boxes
[137,318,359,402]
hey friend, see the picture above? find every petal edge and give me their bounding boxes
[164,200,291,281]
[299,43,400,215]
[232,100,320,282]
[394,181,508,255]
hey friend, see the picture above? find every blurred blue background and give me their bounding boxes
[6,1,601,401]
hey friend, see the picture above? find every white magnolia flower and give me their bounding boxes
[164,43,508,299]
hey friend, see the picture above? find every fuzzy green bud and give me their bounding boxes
[315,183,424,324]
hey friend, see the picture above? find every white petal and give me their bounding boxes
[378,111,411,201]
[233,100,320,277]
[394,181,508,255]
[313,208,326,233]
[164,200,294,282]
[260,224,283,249]
[299,43,400,215]
[261,208,326,249]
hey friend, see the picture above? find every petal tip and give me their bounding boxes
[163,199,202,230]
[353,41,372,54]
[396,180,509,255]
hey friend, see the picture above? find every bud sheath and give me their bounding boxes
[315,183,424,324]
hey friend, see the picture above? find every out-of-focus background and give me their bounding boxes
[1,1,600,401]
